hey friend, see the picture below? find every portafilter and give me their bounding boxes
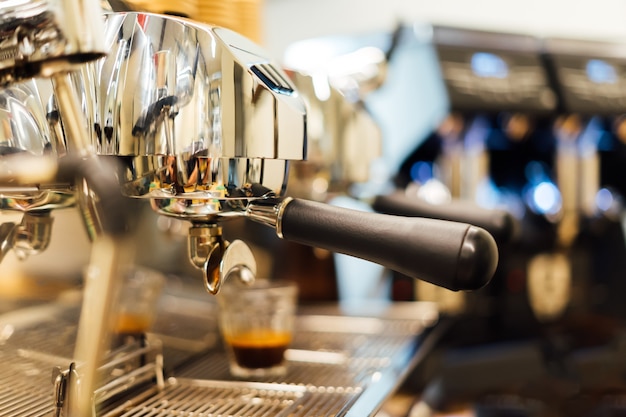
[80,12,498,294]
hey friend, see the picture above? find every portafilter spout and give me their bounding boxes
[188,223,256,294]
[86,12,498,292]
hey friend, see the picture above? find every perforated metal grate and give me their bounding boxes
[106,378,364,417]
[0,295,437,417]
[0,305,77,417]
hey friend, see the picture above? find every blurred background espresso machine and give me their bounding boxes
[387,26,561,337]
[369,26,626,415]
[261,22,626,413]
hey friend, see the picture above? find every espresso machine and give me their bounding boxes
[542,37,626,321]
[370,26,552,322]
[0,3,503,416]
[380,29,626,416]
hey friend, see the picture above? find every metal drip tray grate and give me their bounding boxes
[107,379,305,417]
[105,378,363,417]
[0,350,60,417]
[164,309,438,417]
[173,350,387,388]
[0,292,438,417]
[0,300,162,417]
[0,304,79,417]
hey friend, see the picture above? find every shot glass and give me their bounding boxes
[112,267,165,341]
[216,279,298,378]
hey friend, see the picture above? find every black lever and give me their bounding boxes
[277,198,498,291]
[372,191,518,245]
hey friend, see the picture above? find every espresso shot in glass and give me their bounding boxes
[216,279,298,378]
[111,267,165,345]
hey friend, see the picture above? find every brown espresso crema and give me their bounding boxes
[226,330,292,369]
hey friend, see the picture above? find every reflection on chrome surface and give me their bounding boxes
[76,12,307,219]
[0,0,106,85]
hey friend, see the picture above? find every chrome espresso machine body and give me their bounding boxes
[0,4,501,417]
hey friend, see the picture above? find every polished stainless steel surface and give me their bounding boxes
[62,11,309,294]
[0,0,106,84]
[0,78,73,261]
[187,224,257,294]
[81,12,306,219]
[287,69,382,200]
[0,78,75,212]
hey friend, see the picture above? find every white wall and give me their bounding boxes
[263,0,626,60]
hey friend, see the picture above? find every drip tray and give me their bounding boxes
[121,302,440,417]
[103,378,358,417]
[0,291,439,417]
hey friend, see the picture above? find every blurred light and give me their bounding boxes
[464,116,490,151]
[578,116,603,155]
[528,181,562,215]
[311,177,329,195]
[409,161,433,183]
[524,160,550,184]
[476,181,526,219]
[327,46,385,93]
[283,39,344,73]
[475,179,502,208]
[370,371,383,383]
[417,178,451,205]
[311,73,331,101]
[0,324,14,342]
[596,187,614,212]
[586,59,617,84]
[471,52,508,79]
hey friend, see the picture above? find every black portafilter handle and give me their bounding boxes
[372,191,518,245]
[277,198,499,291]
